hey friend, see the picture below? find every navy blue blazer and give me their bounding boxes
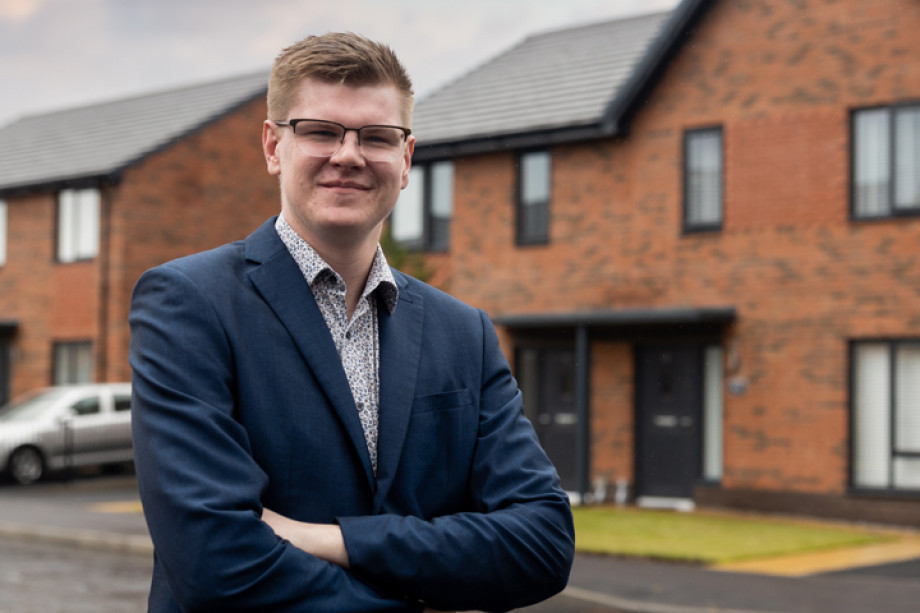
[129,217,574,612]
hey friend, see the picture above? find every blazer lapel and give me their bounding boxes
[373,272,423,511]
[244,219,376,488]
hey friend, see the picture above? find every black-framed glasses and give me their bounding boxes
[273,119,411,162]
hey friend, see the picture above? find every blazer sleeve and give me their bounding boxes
[338,310,576,613]
[130,264,421,613]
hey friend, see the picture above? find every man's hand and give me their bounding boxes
[261,508,350,568]
[262,510,455,611]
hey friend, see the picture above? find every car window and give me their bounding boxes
[114,394,131,412]
[71,396,101,416]
[0,388,71,422]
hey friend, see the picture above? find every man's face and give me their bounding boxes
[262,78,414,249]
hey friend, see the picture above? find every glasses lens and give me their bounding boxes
[291,120,343,157]
[290,121,405,161]
[359,127,405,153]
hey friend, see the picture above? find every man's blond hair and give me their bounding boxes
[268,32,414,125]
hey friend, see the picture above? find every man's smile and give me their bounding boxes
[319,179,372,191]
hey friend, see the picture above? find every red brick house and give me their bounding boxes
[2,0,919,526]
[0,73,277,405]
[392,0,920,525]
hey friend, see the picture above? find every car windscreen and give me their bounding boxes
[0,388,72,422]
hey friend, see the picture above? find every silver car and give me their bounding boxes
[0,383,133,485]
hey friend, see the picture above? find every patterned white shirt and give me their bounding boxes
[275,214,398,474]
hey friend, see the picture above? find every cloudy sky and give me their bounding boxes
[0,0,679,128]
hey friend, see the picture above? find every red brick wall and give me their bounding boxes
[0,193,100,398]
[431,0,920,497]
[590,342,634,488]
[105,97,280,382]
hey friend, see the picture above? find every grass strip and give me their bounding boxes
[573,506,895,564]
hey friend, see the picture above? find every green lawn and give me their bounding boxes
[573,506,894,564]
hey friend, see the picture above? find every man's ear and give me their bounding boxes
[262,121,282,176]
[401,135,416,189]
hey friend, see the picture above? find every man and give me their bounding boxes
[130,32,574,612]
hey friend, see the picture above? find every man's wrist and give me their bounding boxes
[262,508,350,568]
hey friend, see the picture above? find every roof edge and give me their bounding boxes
[601,0,714,135]
[0,173,115,199]
[412,123,606,161]
[493,306,737,329]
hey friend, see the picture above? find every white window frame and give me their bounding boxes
[57,188,100,263]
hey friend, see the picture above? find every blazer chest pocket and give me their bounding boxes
[411,389,472,414]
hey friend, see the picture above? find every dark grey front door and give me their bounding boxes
[636,345,702,499]
[518,347,578,491]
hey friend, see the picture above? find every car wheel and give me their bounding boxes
[9,446,44,485]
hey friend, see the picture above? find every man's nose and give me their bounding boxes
[329,130,365,166]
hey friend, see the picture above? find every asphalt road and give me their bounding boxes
[0,536,152,613]
[3,475,920,612]
[0,534,620,613]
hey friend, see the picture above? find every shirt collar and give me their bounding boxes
[275,214,399,314]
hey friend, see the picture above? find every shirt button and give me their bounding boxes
[345,330,353,340]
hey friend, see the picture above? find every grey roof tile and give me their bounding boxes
[412,11,670,146]
[0,72,267,192]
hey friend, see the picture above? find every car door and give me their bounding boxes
[63,392,107,467]
[108,390,134,462]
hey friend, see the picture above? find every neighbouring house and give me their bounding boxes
[0,72,277,405]
[391,0,920,526]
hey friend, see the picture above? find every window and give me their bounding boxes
[70,396,101,416]
[852,341,920,492]
[390,161,453,251]
[517,150,551,244]
[114,394,132,412]
[0,199,6,266]
[57,188,100,262]
[53,342,93,384]
[852,105,920,218]
[702,345,724,481]
[684,128,723,231]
